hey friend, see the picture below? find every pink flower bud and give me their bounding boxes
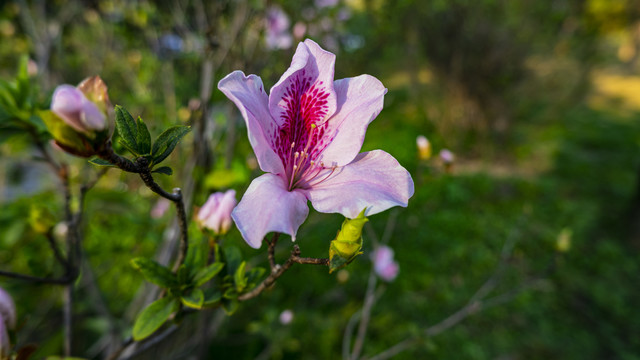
[372,245,399,282]
[279,309,294,325]
[439,149,454,164]
[293,22,307,39]
[197,190,237,235]
[416,135,431,160]
[51,84,106,133]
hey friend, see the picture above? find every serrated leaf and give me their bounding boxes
[151,166,173,176]
[88,158,116,167]
[151,125,190,164]
[193,262,224,287]
[136,116,151,155]
[132,297,178,341]
[181,288,204,309]
[130,258,178,288]
[114,105,138,155]
[234,261,247,292]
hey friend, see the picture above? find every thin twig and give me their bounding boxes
[350,265,378,360]
[45,229,69,270]
[0,270,71,284]
[238,245,301,301]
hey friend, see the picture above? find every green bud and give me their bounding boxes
[40,110,98,157]
[329,208,368,273]
[556,228,572,253]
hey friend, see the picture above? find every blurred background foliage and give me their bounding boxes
[1,0,640,359]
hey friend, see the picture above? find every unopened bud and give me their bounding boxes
[556,228,572,253]
[416,135,431,160]
[329,208,368,273]
[43,76,111,157]
[197,190,237,235]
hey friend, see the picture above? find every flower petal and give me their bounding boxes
[319,75,387,166]
[307,150,414,218]
[269,39,337,127]
[218,71,284,174]
[232,173,309,248]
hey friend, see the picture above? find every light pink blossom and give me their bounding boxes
[293,22,307,39]
[51,84,106,133]
[265,7,292,50]
[439,149,454,164]
[315,0,339,9]
[0,317,8,358]
[279,309,294,324]
[372,245,399,282]
[197,190,237,235]
[218,39,414,248]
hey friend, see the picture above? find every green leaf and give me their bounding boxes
[177,264,189,285]
[203,288,222,307]
[234,261,247,292]
[136,116,151,155]
[151,125,191,164]
[221,299,239,315]
[114,105,138,155]
[130,258,178,288]
[180,288,204,309]
[223,288,238,300]
[223,246,242,276]
[88,158,116,167]
[132,297,178,341]
[246,267,266,288]
[185,239,209,274]
[193,262,224,287]
[152,166,173,176]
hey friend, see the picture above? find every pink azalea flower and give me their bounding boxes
[372,245,399,282]
[51,84,106,133]
[218,39,414,248]
[197,190,237,235]
[150,198,171,219]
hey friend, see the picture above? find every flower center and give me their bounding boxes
[282,123,338,190]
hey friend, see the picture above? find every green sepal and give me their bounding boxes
[151,125,191,164]
[136,116,151,155]
[329,208,368,273]
[234,261,247,292]
[132,296,178,341]
[114,105,139,155]
[151,166,173,175]
[40,110,95,157]
[180,288,204,309]
[130,258,178,289]
[193,262,224,287]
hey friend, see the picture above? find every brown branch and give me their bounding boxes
[268,233,279,270]
[291,256,329,266]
